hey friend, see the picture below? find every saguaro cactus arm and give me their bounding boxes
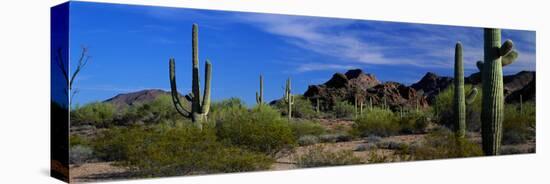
[169,58,191,117]
[201,60,212,115]
[466,88,478,105]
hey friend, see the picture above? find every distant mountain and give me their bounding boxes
[104,89,170,108]
[410,70,535,104]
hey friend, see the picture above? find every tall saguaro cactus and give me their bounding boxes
[478,28,519,155]
[453,42,478,138]
[169,24,212,129]
[256,75,264,105]
[284,78,294,121]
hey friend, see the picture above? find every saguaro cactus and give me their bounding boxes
[453,42,478,138]
[478,28,519,155]
[256,75,264,105]
[169,24,212,129]
[284,78,294,121]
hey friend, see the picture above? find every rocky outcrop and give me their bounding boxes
[410,72,453,104]
[304,69,426,111]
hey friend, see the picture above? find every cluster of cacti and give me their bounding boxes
[477,28,519,155]
[453,42,478,138]
[169,24,212,129]
[353,95,365,117]
[256,75,264,105]
[284,78,294,121]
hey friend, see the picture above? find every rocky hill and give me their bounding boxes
[104,89,170,108]
[304,69,535,110]
[304,69,428,111]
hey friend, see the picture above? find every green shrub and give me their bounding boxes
[502,101,536,145]
[398,110,430,134]
[69,134,89,147]
[296,145,362,168]
[118,94,183,125]
[93,125,273,176]
[333,101,355,119]
[410,128,483,160]
[274,95,317,119]
[289,119,326,139]
[433,85,481,131]
[215,105,296,156]
[71,102,116,127]
[352,107,399,137]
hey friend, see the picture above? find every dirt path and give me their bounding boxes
[70,162,133,183]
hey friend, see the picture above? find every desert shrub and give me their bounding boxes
[93,125,273,176]
[352,107,399,137]
[296,145,362,168]
[318,133,353,143]
[432,85,481,131]
[410,128,483,160]
[355,143,377,152]
[274,95,317,119]
[398,110,430,134]
[289,119,326,139]
[502,101,535,145]
[69,134,89,147]
[376,140,408,151]
[365,135,382,143]
[298,135,319,146]
[216,105,296,155]
[333,101,355,119]
[71,102,116,127]
[70,145,94,165]
[117,94,184,126]
[211,97,246,111]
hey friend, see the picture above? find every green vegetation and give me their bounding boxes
[503,101,535,145]
[92,125,272,176]
[71,102,116,127]
[410,128,483,160]
[352,107,398,137]
[434,85,481,131]
[288,119,326,139]
[333,101,355,119]
[121,94,182,125]
[215,105,296,155]
[296,145,362,168]
[275,95,317,119]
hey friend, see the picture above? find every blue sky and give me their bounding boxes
[65,2,536,106]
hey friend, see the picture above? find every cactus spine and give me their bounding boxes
[478,28,518,155]
[169,24,212,129]
[256,74,264,105]
[284,78,294,121]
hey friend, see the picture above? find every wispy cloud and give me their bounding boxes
[296,63,359,72]
[235,13,535,74]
